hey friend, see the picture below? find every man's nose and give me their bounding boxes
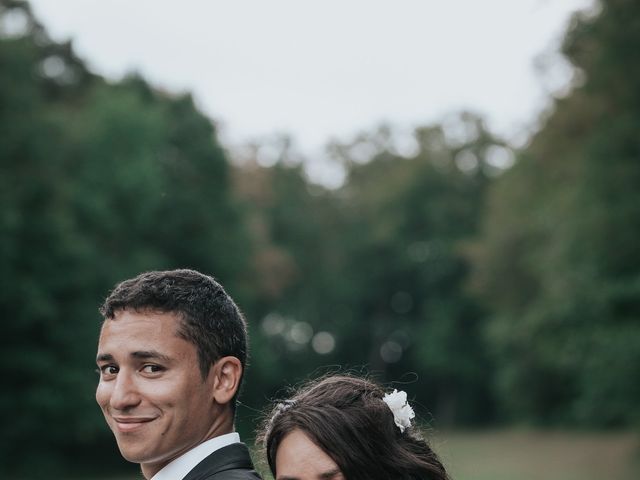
[109,371,141,410]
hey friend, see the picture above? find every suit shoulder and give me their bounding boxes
[183,442,262,480]
[208,469,262,480]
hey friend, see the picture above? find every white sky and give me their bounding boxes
[28,0,593,184]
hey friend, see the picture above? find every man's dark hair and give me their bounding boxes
[100,269,248,407]
[259,375,449,480]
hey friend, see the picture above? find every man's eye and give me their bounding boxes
[99,365,118,376]
[141,364,164,374]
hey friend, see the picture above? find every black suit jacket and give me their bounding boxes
[182,442,262,480]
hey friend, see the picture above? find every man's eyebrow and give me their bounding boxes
[130,350,172,362]
[95,351,172,363]
[96,353,113,363]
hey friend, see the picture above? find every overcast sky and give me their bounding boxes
[28,0,593,183]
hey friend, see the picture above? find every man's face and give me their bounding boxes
[96,310,219,475]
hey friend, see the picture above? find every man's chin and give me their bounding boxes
[118,448,159,466]
[114,438,154,464]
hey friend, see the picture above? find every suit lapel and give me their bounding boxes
[182,443,256,480]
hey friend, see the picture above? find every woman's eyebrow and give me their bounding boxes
[319,469,342,479]
[277,468,342,480]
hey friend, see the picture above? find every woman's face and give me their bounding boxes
[275,429,345,480]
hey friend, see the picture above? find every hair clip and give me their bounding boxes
[276,399,295,413]
[382,389,415,432]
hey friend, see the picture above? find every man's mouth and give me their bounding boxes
[112,416,156,433]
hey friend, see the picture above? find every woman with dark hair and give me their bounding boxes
[258,375,449,480]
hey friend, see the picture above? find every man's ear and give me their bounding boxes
[211,356,243,405]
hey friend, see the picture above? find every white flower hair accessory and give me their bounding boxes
[382,389,415,432]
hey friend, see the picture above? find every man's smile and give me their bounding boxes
[112,416,157,433]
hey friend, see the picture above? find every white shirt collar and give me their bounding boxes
[150,432,241,480]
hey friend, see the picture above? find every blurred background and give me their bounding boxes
[1,0,639,479]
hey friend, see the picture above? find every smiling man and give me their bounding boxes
[96,269,261,480]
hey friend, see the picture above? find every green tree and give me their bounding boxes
[335,119,503,425]
[472,0,640,426]
[234,116,507,426]
[1,2,250,475]
[231,150,355,417]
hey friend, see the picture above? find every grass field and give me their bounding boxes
[91,430,640,480]
[431,430,640,480]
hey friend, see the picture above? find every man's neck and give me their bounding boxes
[141,422,236,479]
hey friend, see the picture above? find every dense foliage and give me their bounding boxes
[0,1,250,475]
[471,0,640,426]
[1,0,638,477]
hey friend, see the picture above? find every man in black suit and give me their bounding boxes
[96,269,261,480]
